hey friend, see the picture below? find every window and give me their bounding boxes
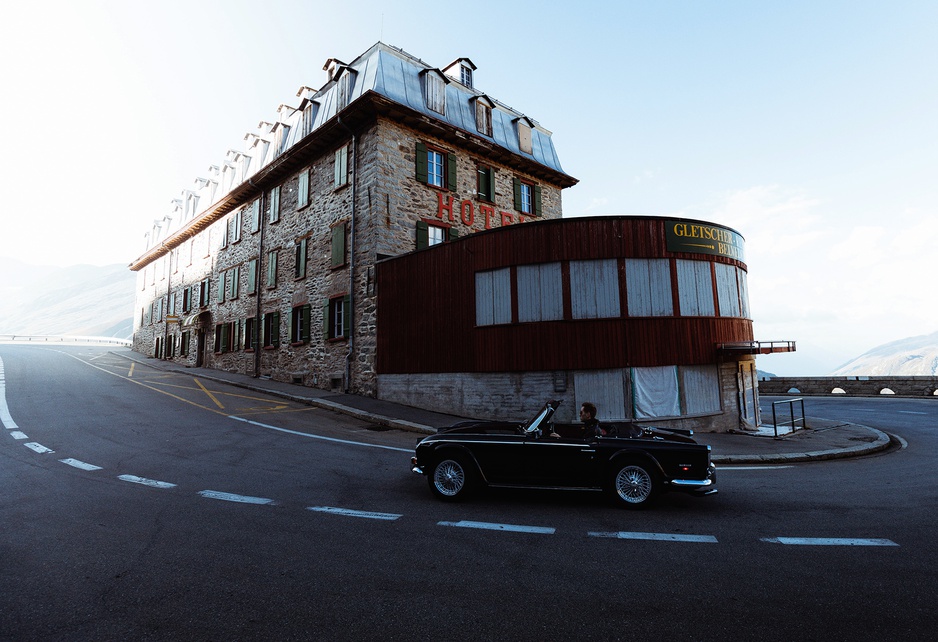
[415,143,457,191]
[302,102,316,135]
[182,286,192,313]
[298,169,310,208]
[267,250,278,287]
[244,317,257,351]
[248,198,260,233]
[324,295,351,340]
[289,304,312,344]
[415,221,458,249]
[424,71,446,114]
[268,185,281,223]
[518,263,563,322]
[460,65,473,88]
[715,263,742,317]
[517,120,533,154]
[214,322,233,353]
[334,145,348,188]
[331,223,347,267]
[219,219,228,250]
[198,278,211,307]
[632,366,681,419]
[626,259,673,317]
[475,268,511,326]
[247,258,258,294]
[475,98,493,136]
[227,266,240,300]
[262,311,280,348]
[570,260,620,319]
[513,178,541,216]
[337,72,352,110]
[477,165,494,202]
[181,330,190,355]
[681,365,722,414]
[167,290,176,316]
[230,210,242,243]
[294,238,307,279]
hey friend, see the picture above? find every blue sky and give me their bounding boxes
[1,0,935,374]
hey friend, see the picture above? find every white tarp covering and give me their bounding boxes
[632,366,680,418]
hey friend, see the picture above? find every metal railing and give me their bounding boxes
[771,397,806,438]
[0,334,132,347]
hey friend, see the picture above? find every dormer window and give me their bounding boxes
[515,116,534,155]
[460,65,472,87]
[443,57,477,89]
[421,69,449,115]
[337,71,352,110]
[473,96,495,137]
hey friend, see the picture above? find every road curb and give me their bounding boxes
[712,424,892,465]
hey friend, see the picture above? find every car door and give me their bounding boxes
[522,435,599,488]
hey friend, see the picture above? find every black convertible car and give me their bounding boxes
[411,400,717,508]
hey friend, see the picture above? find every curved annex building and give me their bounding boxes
[377,216,790,431]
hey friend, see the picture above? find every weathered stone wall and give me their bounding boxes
[759,376,938,397]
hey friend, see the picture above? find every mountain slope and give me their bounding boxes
[831,331,938,376]
[0,258,135,339]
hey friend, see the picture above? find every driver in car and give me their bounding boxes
[549,402,604,439]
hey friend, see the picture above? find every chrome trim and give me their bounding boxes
[412,466,424,475]
[669,478,714,488]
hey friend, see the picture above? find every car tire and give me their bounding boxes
[609,460,658,508]
[428,455,474,501]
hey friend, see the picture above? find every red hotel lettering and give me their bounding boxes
[480,204,496,229]
[437,192,455,222]
[460,200,474,226]
[500,211,513,226]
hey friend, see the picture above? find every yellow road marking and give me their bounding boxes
[194,377,225,410]
[128,362,135,377]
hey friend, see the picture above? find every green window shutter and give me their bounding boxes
[342,295,351,338]
[331,224,346,267]
[447,153,457,192]
[448,227,459,241]
[272,311,280,347]
[287,307,294,343]
[267,251,277,287]
[513,178,522,211]
[534,185,543,217]
[416,221,429,249]
[247,259,257,293]
[295,239,307,278]
[220,323,229,353]
[302,304,312,342]
[323,300,331,339]
[415,142,427,183]
[217,274,226,303]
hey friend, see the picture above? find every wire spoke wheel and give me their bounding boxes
[432,459,467,498]
[614,464,654,506]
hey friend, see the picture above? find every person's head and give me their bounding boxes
[580,402,597,422]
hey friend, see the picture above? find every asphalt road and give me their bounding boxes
[1,345,936,641]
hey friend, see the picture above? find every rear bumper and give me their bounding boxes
[668,465,717,495]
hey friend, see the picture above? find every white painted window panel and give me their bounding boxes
[475,268,511,326]
[715,263,741,317]
[681,365,722,414]
[676,260,715,317]
[518,263,563,322]
[574,369,628,420]
[626,259,673,317]
[737,267,751,319]
[571,259,620,319]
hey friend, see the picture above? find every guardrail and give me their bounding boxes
[0,334,132,347]
[771,397,806,438]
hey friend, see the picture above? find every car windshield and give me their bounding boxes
[523,402,557,434]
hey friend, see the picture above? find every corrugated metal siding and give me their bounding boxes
[676,259,716,316]
[625,258,673,316]
[475,268,511,325]
[574,370,628,420]
[715,263,741,317]
[376,217,753,375]
[570,259,620,319]
[517,263,563,322]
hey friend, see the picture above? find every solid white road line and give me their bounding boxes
[718,466,794,470]
[228,415,413,453]
[24,442,54,454]
[118,474,177,489]
[0,357,20,430]
[438,520,555,534]
[198,490,276,505]
[589,531,719,543]
[307,506,402,520]
[761,537,899,546]
[60,458,103,471]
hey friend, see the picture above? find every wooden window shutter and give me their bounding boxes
[323,300,331,339]
[447,153,457,192]
[513,178,522,211]
[415,142,428,184]
[302,304,312,342]
[247,259,257,293]
[534,185,543,217]
[272,311,280,347]
[448,227,459,241]
[342,295,351,338]
[331,224,346,267]
[220,323,229,353]
[287,308,294,343]
[416,221,429,249]
[217,273,226,303]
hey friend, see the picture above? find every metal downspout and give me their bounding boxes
[337,116,356,393]
[253,181,266,378]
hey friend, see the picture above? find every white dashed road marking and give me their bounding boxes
[762,537,899,546]
[198,490,276,505]
[438,520,555,534]
[60,458,103,471]
[589,531,719,543]
[307,506,402,520]
[0,357,19,430]
[10,431,28,440]
[24,442,54,454]
[118,474,177,489]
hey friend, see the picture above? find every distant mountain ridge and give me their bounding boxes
[831,331,938,376]
[0,257,135,339]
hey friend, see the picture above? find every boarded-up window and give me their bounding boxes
[676,259,715,317]
[425,73,446,114]
[571,259,620,319]
[475,268,511,326]
[715,263,741,317]
[475,100,493,136]
[518,122,532,154]
[626,258,673,317]
[681,365,722,414]
[518,263,563,322]
[737,267,751,319]
[632,366,680,419]
[574,370,628,421]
